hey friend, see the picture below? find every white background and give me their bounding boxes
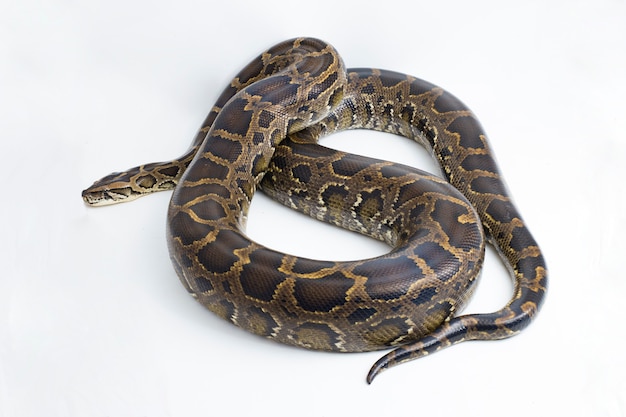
[1,0,625,416]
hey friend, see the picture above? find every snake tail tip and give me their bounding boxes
[366,356,389,385]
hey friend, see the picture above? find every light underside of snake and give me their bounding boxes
[82,38,547,383]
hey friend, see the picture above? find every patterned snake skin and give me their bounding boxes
[82,38,547,383]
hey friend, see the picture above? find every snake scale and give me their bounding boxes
[82,38,547,383]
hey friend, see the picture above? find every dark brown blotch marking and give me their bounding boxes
[470,176,504,195]
[380,164,408,179]
[157,165,181,178]
[357,257,422,301]
[258,110,276,128]
[299,52,335,78]
[169,211,215,246]
[509,227,535,252]
[460,154,495,173]
[188,199,227,222]
[447,116,485,150]
[212,97,254,137]
[292,271,353,312]
[291,164,312,183]
[408,79,434,97]
[239,249,285,302]
[182,158,229,183]
[355,189,384,221]
[412,287,438,306]
[378,71,406,88]
[485,198,517,224]
[331,156,364,177]
[415,242,460,281]
[431,199,478,250]
[207,135,243,162]
[432,90,465,113]
[194,276,214,293]
[197,230,250,274]
[252,132,265,145]
[516,256,546,284]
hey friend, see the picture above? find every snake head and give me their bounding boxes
[81,185,135,206]
[82,161,182,206]
[81,171,139,206]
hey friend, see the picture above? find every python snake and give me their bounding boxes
[82,38,547,383]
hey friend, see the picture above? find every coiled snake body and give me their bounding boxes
[82,38,547,383]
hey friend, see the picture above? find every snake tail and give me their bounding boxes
[367,239,547,383]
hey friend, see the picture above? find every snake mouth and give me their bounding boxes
[81,188,101,206]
